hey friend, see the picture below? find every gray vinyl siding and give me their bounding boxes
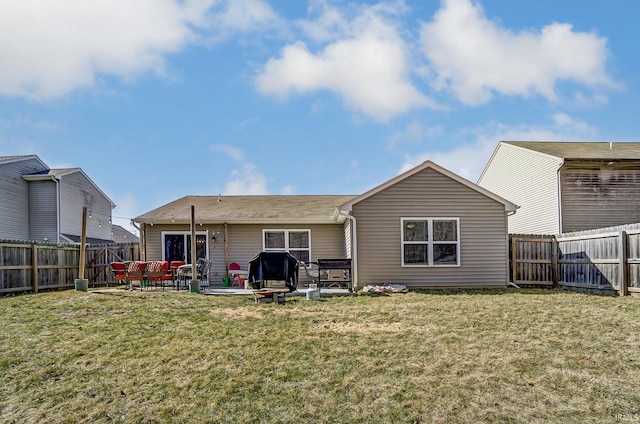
[353,167,509,288]
[560,164,640,232]
[343,220,352,259]
[58,172,113,241]
[144,223,345,286]
[478,143,562,234]
[226,224,345,286]
[28,180,58,241]
[0,158,47,241]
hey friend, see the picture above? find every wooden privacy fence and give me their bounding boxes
[0,240,140,294]
[510,222,640,296]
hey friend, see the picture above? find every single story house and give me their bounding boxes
[477,141,640,234]
[134,161,518,289]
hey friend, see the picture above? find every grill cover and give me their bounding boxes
[248,252,299,291]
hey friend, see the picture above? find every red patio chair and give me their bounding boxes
[170,261,186,289]
[228,262,245,288]
[146,261,172,290]
[110,262,127,287]
[124,261,148,290]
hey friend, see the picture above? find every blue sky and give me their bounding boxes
[1,0,638,235]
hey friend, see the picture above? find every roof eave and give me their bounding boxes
[135,218,342,225]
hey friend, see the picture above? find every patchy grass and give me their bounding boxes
[1,288,639,423]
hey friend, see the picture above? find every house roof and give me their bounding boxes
[502,141,640,160]
[134,195,357,225]
[22,167,116,207]
[340,160,518,212]
[0,154,48,169]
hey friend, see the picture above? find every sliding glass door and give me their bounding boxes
[163,232,208,263]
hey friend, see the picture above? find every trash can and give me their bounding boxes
[222,277,231,287]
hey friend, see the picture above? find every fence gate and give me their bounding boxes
[510,235,556,287]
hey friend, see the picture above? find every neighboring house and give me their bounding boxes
[477,141,640,235]
[134,161,517,289]
[111,225,140,244]
[0,155,116,243]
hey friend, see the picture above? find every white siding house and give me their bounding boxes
[478,141,640,234]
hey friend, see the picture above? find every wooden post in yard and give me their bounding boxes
[79,206,88,280]
[618,230,628,296]
[190,205,196,281]
[32,244,39,293]
[224,223,229,277]
[551,237,558,288]
[511,236,518,286]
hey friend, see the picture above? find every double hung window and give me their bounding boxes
[401,218,459,266]
[263,229,310,262]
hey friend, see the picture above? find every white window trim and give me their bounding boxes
[262,229,311,261]
[400,218,460,267]
[161,230,209,261]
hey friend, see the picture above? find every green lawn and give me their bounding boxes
[1,288,639,423]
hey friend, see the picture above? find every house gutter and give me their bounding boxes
[338,210,358,290]
[53,176,60,243]
[130,220,144,261]
[557,160,565,234]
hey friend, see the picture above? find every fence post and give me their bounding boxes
[618,230,628,296]
[32,244,39,293]
[551,237,558,288]
[511,236,517,285]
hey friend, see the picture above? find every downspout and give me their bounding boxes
[53,176,60,243]
[130,220,144,261]
[557,160,564,234]
[339,211,358,290]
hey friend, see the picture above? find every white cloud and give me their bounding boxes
[210,144,245,161]
[420,0,614,105]
[206,0,281,42]
[388,120,444,149]
[400,114,598,181]
[256,1,432,121]
[0,0,279,100]
[222,163,269,195]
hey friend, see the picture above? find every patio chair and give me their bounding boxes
[198,258,212,291]
[110,262,127,287]
[146,261,172,290]
[177,258,212,291]
[169,260,186,289]
[124,261,148,290]
[228,262,246,288]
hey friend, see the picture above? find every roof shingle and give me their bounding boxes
[135,195,357,224]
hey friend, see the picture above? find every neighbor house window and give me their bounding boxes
[263,229,310,263]
[401,218,459,266]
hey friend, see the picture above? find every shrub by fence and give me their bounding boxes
[510,223,640,296]
[0,240,140,294]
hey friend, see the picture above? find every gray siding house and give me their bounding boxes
[0,155,119,243]
[478,141,640,234]
[135,161,517,289]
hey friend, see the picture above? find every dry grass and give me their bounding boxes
[1,288,640,423]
